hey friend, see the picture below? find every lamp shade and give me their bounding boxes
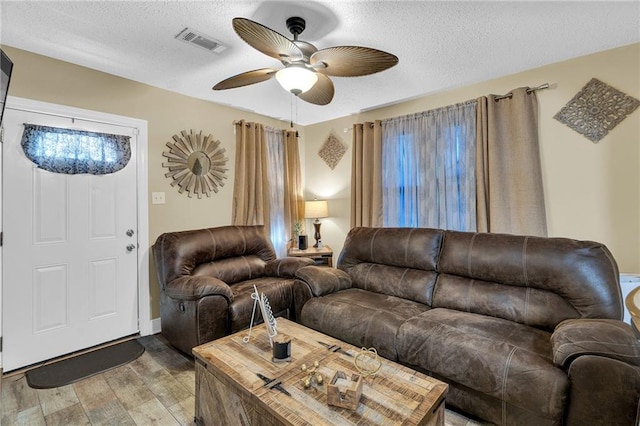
[304,200,328,219]
[276,65,318,95]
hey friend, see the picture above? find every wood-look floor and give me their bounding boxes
[1,334,483,425]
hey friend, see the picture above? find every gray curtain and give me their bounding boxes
[476,87,547,236]
[382,101,477,230]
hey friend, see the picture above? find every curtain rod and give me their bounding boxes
[236,82,549,129]
[494,83,550,101]
[232,120,299,137]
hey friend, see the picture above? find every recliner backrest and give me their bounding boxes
[434,230,623,330]
[153,225,276,288]
[337,227,444,306]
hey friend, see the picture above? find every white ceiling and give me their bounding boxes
[1,1,639,125]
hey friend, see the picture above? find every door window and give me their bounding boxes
[21,124,131,175]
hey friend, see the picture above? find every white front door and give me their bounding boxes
[2,108,139,371]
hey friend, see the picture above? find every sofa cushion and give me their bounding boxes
[397,308,569,423]
[228,277,295,333]
[300,288,430,360]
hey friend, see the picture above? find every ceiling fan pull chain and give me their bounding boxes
[290,93,294,129]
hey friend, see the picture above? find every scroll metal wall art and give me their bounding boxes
[554,78,639,143]
[318,132,347,170]
[162,130,228,198]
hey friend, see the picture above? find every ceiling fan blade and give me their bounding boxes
[310,46,398,77]
[212,68,277,90]
[233,18,303,62]
[298,74,334,105]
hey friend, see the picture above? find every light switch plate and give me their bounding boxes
[152,192,166,205]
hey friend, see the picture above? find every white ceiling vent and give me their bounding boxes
[175,27,227,54]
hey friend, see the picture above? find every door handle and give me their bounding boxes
[126,229,135,237]
[126,244,136,252]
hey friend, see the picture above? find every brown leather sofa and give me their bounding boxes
[294,227,640,425]
[152,225,313,355]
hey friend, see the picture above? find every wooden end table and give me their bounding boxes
[193,318,447,426]
[288,245,333,267]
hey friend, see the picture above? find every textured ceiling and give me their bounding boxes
[1,1,639,125]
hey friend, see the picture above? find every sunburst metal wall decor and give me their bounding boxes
[162,129,228,198]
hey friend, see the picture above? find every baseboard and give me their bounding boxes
[151,318,162,335]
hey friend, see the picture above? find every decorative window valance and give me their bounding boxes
[21,124,131,175]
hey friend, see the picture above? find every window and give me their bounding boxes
[382,101,477,231]
[384,132,420,227]
[21,124,131,175]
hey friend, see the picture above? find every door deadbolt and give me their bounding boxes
[126,229,135,237]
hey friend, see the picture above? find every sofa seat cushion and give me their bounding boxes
[396,308,569,423]
[300,288,430,360]
[229,277,295,333]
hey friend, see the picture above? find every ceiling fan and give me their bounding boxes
[212,17,399,105]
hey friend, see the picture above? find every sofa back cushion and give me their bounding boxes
[153,225,276,287]
[337,227,444,305]
[434,230,623,330]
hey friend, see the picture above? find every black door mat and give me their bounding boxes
[26,339,145,389]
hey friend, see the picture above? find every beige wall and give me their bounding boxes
[305,43,640,273]
[1,46,294,319]
[2,42,639,324]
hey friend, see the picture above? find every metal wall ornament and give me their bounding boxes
[318,132,347,170]
[162,130,228,198]
[554,78,640,143]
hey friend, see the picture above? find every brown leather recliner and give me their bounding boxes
[152,225,314,355]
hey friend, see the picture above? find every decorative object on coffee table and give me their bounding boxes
[318,132,347,170]
[300,360,324,389]
[554,78,640,143]
[305,199,329,248]
[327,371,362,410]
[162,129,228,198]
[354,347,382,377]
[272,334,291,362]
[243,284,278,347]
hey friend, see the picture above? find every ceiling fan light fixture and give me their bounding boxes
[275,65,318,95]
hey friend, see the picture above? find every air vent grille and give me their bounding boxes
[175,27,227,54]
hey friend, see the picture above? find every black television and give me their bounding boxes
[1,49,14,127]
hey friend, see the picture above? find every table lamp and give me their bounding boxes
[304,200,329,248]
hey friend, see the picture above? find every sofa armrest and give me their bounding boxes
[551,318,640,369]
[292,266,352,320]
[563,355,640,426]
[265,257,315,278]
[295,265,352,297]
[164,275,233,302]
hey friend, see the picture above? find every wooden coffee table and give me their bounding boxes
[193,318,448,425]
